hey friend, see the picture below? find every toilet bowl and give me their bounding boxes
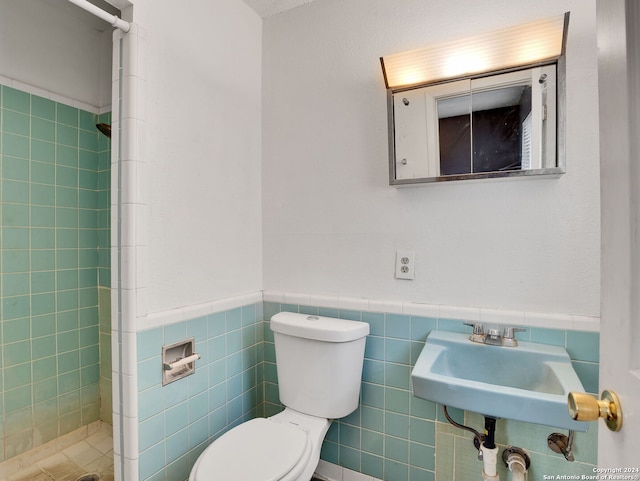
[189,408,330,481]
[188,312,369,481]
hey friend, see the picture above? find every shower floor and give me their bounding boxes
[0,424,113,481]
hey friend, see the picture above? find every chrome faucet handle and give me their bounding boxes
[463,322,484,335]
[503,326,526,339]
[463,322,485,342]
[502,326,526,346]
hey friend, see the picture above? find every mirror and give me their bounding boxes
[388,64,565,185]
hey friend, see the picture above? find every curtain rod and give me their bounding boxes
[67,0,130,33]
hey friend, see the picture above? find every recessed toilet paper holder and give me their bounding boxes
[162,337,201,386]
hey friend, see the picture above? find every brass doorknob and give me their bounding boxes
[567,389,622,432]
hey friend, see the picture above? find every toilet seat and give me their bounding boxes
[191,417,310,481]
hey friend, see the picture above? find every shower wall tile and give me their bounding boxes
[32,117,55,141]
[31,96,55,120]
[0,83,111,463]
[1,87,30,114]
[2,157,29,181]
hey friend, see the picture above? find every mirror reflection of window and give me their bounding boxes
[521,112,533,170]
[437,95,471,175]
[437,80,533,175]
[389,65,558,183]
[472,85,531,173]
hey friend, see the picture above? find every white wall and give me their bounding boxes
[0,0,113,108]
[262,0,600,316]
[0,0,263,317]
[3,0,599,319]
[132,0,263,315]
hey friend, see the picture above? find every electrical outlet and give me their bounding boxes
[395,250,415,280]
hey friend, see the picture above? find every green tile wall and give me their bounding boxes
[0,84,111,462]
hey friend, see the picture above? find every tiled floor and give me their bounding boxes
[4,426,113,481]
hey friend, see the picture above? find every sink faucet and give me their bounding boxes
[485,328,504,346]
[463,323,526,347]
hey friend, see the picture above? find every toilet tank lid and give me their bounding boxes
[270,312,370,342]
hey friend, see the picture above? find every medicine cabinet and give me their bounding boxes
[381,13,568,186]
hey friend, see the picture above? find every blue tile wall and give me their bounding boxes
[136,302,264,481]
[262,302,599,481]
[138,300,599,481]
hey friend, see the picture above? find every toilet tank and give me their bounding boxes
[270,312,370,419]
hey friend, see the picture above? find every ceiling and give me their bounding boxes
[241,0,316,18]
[71,0,313,20]
[43,0,118,30]
[63,0,312,26]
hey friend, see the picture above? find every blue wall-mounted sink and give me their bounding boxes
[411,330,587,431]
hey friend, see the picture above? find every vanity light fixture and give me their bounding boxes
[380,12,569,90]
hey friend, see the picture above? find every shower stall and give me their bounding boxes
[0,85,113,468]
[0,0,119,476]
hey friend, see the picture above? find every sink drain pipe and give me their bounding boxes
[503,447,531,481]
[442,407,531,481]
[480,417,500,481]
[441,407,497,480]
[506,454,527,481]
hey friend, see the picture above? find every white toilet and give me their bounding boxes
[189,311,369,481]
